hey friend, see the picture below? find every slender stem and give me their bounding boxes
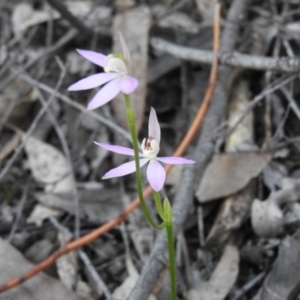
[124,94,165,230]
[166,220,176,300]
[125,94,176,299]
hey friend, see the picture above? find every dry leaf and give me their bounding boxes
[251,199,283,237]
[27,204,61,226]
[25,136,69,183]
[284,203,300,229]
[187,245,239,300]
[0,238,78,300]
[251,178,300,237]
[158,12,200,33]
[197,152,272,202]
[205,79,254,248]
[0,78,38,122]
[25,239,54,263]
[263,161,288,191]
[113,253,156,300]
[226,80,253,151]
[205,184,253,248]
[24,136,73,194]
[113,253,139,299]
[56,249,77,291]
[35,187,123,224]
[112,6,151,132]
[260,231,300,300]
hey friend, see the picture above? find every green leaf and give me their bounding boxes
[163,197,172,224]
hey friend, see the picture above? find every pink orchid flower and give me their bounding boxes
[94,108,195,191]
[68,32,138,110]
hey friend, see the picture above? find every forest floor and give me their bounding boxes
[1,0,300,299]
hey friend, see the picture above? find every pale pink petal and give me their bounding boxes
[87,78,122,110]
[120,76,138,94]
[68,73,118,91]
[102,158,149,179]
[148,107,161,143]
[118,31,131,65]
[147,159,166,191]
[94,142,136,156]
[156,156,195,164]
[76,49,106,67]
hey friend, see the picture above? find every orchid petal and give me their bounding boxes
[94,142,138,156]
[87,78,122,110]
[120,76,138,94]
[68,73,118,91]
[147,159,166,191]
[156,157,196,164]
[76,49,106,67]
[148,107,161,143]
[118,31,131,65]
[102,158,149,179]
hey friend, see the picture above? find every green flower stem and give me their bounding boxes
[124,94,164,230]
[166,214,176,300]
[125,94,177,299]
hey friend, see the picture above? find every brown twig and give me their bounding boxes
[0,4,220,295]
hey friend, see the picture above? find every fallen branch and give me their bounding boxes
[151,38,300,73]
